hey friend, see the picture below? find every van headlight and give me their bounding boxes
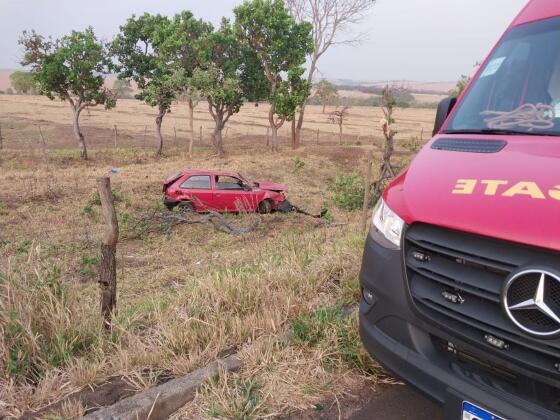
[372,199,404,248]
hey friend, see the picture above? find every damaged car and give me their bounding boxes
[163,170,287,213]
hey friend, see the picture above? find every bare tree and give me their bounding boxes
[372,86,399,200]
[287,0,376,146]
[328,106,350,145]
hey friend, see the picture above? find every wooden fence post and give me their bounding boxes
[361,149,375,233]
[96,176,119,330]
[113,125,118,148]
[316,128,320,145]
[174,126,177,143]
[266,127,270,147]
[199,126,203,144]
[38,125,46,146]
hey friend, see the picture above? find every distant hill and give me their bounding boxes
[330,78,455,95]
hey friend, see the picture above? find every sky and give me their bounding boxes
[0,0,528,82]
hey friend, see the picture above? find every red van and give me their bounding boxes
[359,1,560,418]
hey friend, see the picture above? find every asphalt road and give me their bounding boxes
[349,385,443,420]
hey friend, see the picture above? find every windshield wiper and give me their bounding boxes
[443,128,558,136]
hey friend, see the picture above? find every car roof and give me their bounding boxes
[511,0,560,28]
[182,169,241,178]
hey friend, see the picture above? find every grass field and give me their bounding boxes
[0,94,435,418]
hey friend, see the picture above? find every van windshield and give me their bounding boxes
[445,17,560,137]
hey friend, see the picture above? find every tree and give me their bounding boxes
[19,28,116,159]
[449,75,471,98]
[315,79,338,113]
[328,105,349,144]
[372,86,398,200]
[112,79,134,99]
[112,14,174,157]
[160,11,213,157]
[190,20,247,157]
[235,0,313,152]
[286,0,376,146]
[10,71,37,94]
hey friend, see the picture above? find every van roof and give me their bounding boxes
[511,0,560,27]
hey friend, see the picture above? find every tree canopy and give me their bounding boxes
[9,71,37,94]
[315,79,338,112]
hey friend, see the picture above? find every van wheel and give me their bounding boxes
[177,201,195,213]
[258,200,272,214]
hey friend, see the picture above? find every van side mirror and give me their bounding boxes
[433,97,457,136]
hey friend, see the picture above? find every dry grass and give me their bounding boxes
[0,96,434,418]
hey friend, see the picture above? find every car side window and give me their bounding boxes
[216,176,244,190]
[179,175,211,189]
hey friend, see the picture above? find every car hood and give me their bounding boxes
[256,180,286,192]
[385,135,560,251]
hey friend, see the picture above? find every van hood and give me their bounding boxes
[385,135,560,251]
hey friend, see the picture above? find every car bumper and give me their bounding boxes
[359,228,559,420]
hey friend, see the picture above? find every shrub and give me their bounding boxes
[329,174,364,210]
[292,156,305,173]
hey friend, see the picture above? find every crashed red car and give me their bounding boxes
[163,170,287,213]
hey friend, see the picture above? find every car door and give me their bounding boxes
[177,175,214,210]
[213,175,255,212]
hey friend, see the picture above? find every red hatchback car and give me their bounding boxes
[163,170,287,213]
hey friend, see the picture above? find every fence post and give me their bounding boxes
[174,125,177,143]
[0,122,3,150]
[316,128,320,145]
[199,126,203,144]
[96,176,119,330]
[266,127,270,147]
[113,125,118,148]
[361,149,375,233]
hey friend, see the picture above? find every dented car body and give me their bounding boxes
[359,1,560,419]
[163,170,286,213]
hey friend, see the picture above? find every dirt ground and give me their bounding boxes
[0,95,436,419]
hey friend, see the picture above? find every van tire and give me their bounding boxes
[258,199,272,214]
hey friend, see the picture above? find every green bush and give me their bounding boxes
[329,174,364,210]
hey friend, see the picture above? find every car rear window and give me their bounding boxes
[180,175,211,189]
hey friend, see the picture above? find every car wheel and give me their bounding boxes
[177,201,195,213]
[258,199,272,214]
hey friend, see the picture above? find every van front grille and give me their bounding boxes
[404,223,560,380]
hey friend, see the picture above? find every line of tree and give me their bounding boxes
[19,0,375,160]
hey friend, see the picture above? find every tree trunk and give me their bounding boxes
[294,59,316,144]
[271,125,279,152]
[291,118,297,149]
[155,106,165,157]
[210,112,226,158]
[212,124,225,157]
[72,107,87,160]
[322,103,326,114]
[188,98,195,157]
[96,177,119,330]
[268,106,280,153]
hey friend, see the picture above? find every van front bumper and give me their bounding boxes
[359,228,559,420]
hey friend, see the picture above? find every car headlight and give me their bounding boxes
[372,199,404,248]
